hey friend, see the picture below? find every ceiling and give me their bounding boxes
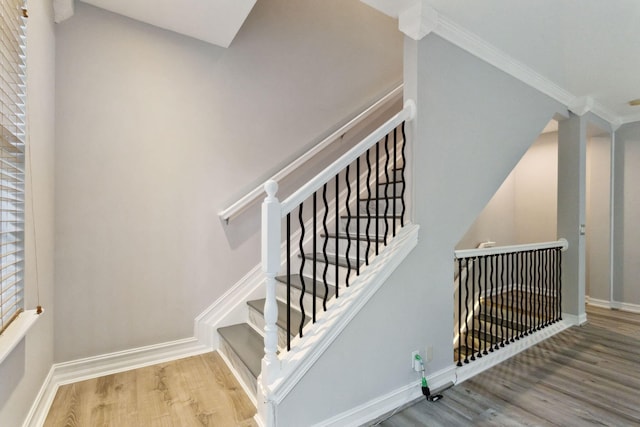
[68,0,257,48]
[363,0,640,127]
[56,0,640,126]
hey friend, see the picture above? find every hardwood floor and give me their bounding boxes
[44,352,256,427]
[376,306,640,427]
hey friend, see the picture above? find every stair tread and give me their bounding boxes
[247,298,311,333]
[359,195,403,201]
[322,232,384,243]
[341,214,402,219]
[276,274,335,299]
[218,323,263,379]
[302,252,364,268]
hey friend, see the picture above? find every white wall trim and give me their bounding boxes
[269,224,420,404]
[53,0,74,23]
[313,364,455,427]
[398,1,438,41]
[360,1,621,126]
[23,337,209,427]
[587,296,640,314]
[611,301,640,313]
[195,264,264,348]
[0,309,41,365]
[455,319,572,385]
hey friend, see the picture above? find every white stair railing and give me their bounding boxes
[258,99,416,424]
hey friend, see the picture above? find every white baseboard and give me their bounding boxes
[23,337,210,427]
[454,319,572,385]
[586,297,640,314]
[313,365,456,427]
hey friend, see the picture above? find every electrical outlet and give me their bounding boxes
[411,350,419,371]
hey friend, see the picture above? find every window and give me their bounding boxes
[0,0,26,334]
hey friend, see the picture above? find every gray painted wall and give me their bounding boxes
[53,1,402,362]
[586,136,611,301]
[458,132,558,249]
[276,34,563,426]
[0,1,56,425]
[614,123,640,305]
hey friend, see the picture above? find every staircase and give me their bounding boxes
[217,126,409,403]
[453,241,567,366]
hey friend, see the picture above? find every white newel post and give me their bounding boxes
[258,180,281,426]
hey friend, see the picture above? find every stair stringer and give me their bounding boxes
[256,223,419,426]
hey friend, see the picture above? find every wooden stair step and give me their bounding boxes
[322,232,384,243]
[302,252,363,268]
[247,298,310,335]
[218,323,263,380]
[276,274,335,300]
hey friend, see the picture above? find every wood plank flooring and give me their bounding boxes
[376,306,640,427]
[44,352,256,427]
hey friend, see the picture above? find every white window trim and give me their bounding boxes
[0,309,41,364]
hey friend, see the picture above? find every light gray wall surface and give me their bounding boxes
[276,34,564,426]
[586,136,611,301]
[557,114,587,318]
[614,123,640,305]
[457,131,559,249]
[54,1,402,361]
[0,1,56,425]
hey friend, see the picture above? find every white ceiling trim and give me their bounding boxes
[361,0,623,127]
[53,0,74,23]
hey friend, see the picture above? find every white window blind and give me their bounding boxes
[0,0,26,334]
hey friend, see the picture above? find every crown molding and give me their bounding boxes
[360,0,623,127]
[398,1,439,41]
[53,0,74,23]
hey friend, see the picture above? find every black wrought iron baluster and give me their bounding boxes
[464,257,470,363]
[537,250,542,330]
[528,251,533,334]
[322,184,329,312]
[356,157,360,275]
[286,213,291,351]
[483,256,489,355]
[543,249,549,327]
[553,248,558,322]
[383,134,390,246]
[457,258,463,366]
[312,192,317,323]
[470,257,476,361]
[499,253,505,348]
[375,140,380,256]
[400,122,406,227]
[477,256,483,358]
[334,174,339,299]
[298,204,306,338]
[345,166,352,288]
[489,255,496,352]
[516,251,522,340]
[365,149,372,266]
[558,248,562,320]
[393,128,397,237]
[508,252,514,343]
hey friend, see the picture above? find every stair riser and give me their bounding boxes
[300,260,355,286]
[276,281,332,312]
[247,305,289,350]
[218,336,257,399]
[376,181,404,194]
[340,217,403,238]
[358,199,404,216]
[322,238,377,260]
